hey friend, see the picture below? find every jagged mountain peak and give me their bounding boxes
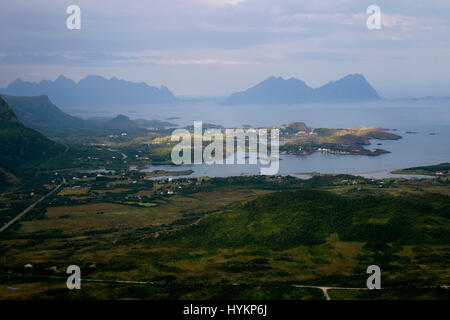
[226,74,380,104]
[2,75,177,107]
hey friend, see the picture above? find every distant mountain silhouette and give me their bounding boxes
[226,74,381,104]
[314,74,381,102]
[0,75,177,107]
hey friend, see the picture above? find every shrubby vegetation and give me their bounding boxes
[159,190,450,250]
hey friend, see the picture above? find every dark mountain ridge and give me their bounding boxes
[2,95,85,131]
[1,95,176,137]
[0,96,66,173]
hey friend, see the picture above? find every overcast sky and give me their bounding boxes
[1,0,449,97]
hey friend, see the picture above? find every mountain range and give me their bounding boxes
[225,74,381,104]
[1,95,176,137]
[0,75,177,107]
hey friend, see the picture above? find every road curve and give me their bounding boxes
[0,177,65,233]
[293,284,368,300]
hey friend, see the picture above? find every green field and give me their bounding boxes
[0,169,449,300]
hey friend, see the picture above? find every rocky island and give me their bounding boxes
[279,122,401,157]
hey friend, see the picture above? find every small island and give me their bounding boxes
[279,122,401,157]
[144,169,194,178]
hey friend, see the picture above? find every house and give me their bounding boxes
[96,175,111,182]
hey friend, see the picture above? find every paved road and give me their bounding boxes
[83,278,151,285]
[293,284,450,300]
[3,271,448,300]
[293,284,368,300]
[0,178,65,233]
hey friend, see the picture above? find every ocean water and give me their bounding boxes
[68,99,450,178]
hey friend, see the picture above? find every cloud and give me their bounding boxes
[0,52,258,68]
[0,53,140,66]
[154,58,258,65]
[199,0,247,6]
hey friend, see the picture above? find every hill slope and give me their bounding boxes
[226,74,381,104]
[0,96,66,172]
[1,95,177,137]
[163,189,450,250]
[1,95,86,135]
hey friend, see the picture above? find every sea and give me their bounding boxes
[67,99,450,179]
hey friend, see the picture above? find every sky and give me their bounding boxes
[0,0,449,97]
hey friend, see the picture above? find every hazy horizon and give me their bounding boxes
[1,0,450,97]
